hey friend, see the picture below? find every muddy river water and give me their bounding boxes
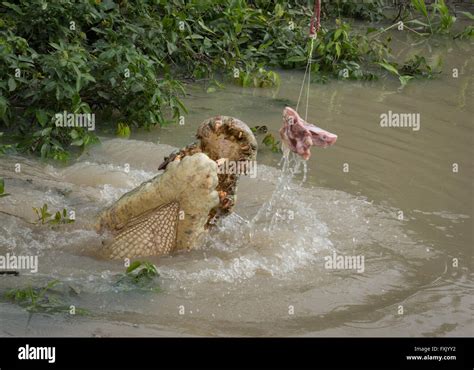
[0,33,472,337]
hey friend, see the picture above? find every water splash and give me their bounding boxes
[250,150,309,232]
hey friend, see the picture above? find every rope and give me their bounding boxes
[295,56,310,113]
[309,0,321,36]
[296,0,320,119]
[305,38,313,121]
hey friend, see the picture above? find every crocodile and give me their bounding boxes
[96,108,337,259]
[96,116,258,259]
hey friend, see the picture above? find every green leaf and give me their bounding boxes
[460,11,474,21]
[198,20,215,34]
[71,139,84,146]
[35,110,49,127]
[377,62,400,76]
[275,3,284,18]
[49,42,61,50]
[399,75,414,86]
[8,77,17,92]
[75,75,82,92]
[41,127,52,136]
[116,123,131,138]
[411,0,428,18]
[126,261,142,274]
[2,2,24,15]
[0,96,8,119]
[166,41,177,54]
[187,34,204,40]
[285,55,307,63]
[0,177,9,197]
[335,43,341,58]
[262,133,276,146]
[40,143,49,158]
[70,129,79,140]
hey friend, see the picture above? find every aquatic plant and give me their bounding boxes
[0,177,9,198]
[262,133,282,154]
[33,203,75,225]
[234,65,281,88]
[251,125,281,153]
[455,25,474,40]
[399,55,440,78]
[205,79,225,94]
[408,0,456,34]
[69,128,100,156]
[250,125,268,135]
[115,260,161,292]
[116,122,131,139]
[454,12,474,40]
[4,279,88,315]
[377,55,440,87]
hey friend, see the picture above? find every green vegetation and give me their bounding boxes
[0,0,472,160]
[454,11,474,39]
[407,0,455,34]
[115,260,161,292]
[252,125,281,153]
[4,279,88,314]
[4,264,160,315]
[0,177,9,197]
[262,133,282,153]
[250,125,268,135]
[235,66,281,88]
[116,122,131,138]
[0,131,13,154]
[377,54,440,87]
[33,203,75,225]
[308,19,391,82]
[323,0,385,22]
[455,24,474,40]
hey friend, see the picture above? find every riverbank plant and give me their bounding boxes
[323,0,386,22]
[0,0,470,160]
[407,0,456,34]
[377,54,440,87]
